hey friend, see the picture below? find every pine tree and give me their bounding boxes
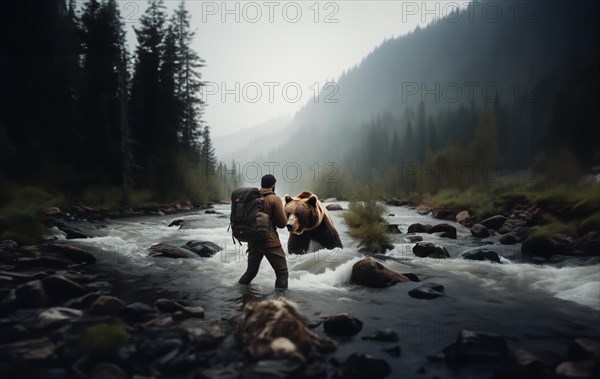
[129,0,169,183]
[169,0,205,155]
[201,125,217,178]
[78,0,130,186]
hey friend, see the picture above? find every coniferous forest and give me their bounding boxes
[0,0,234,242]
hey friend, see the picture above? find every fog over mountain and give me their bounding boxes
[228,0,599,195]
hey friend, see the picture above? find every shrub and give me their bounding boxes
[343,199,392,254]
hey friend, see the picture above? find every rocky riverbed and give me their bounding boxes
[1,201,599,378]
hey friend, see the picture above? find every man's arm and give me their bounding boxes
[271,197,288,229]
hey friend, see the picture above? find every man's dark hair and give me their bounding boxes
[261,174,277,188]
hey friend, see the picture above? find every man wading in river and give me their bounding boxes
[237,174,289,289]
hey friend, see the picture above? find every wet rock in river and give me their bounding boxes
[183,241,222,258]
[470,223,490,238]
[42,274,88,301]
[407,223,432,233]
[15,280,49,308]
[120,302,157,322]
[412,242,449,259]
[171,306,205,321]
[499,233,519,245]
[408,283,445,300]
[36,307,83,329]
[428,223,457,239]
[154,298,185,313]
[149,243,197,259]
[44,243,97,264]
[326,204,344,211]
[339,352,391,379]
[461,249,501,263]
[88,295,126,316]
[350,257,411,288]
[479,215,508,230]
[323,314,363,337]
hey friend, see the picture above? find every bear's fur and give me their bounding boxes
[284,191,343,255]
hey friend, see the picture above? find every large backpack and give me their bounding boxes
[229,187,274,244]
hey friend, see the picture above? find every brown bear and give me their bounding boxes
[284,191,343,254]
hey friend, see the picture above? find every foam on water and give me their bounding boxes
[66,201,600,311]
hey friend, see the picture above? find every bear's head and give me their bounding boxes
[284,191,325,235]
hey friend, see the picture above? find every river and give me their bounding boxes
[53,201,600,378]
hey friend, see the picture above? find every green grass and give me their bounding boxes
[0,184,67,244]
[343,199,392,254]
[530,214,577,238]
[80,321,129,357]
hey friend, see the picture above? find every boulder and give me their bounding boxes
[461,249,501,263]
[407,223,432,233]
[568,338,600,361]
[42,275,88,301]
[431,208,456,220]
[58,225,91,239]
[323,197,338,203]
[120,302,157,322]
[15,280,49,308]
[350,257,410,288]
[326,204,343,211]
[428,223,457,239]
[63,293,102,309]
[412,242,450,259]
[521,236,566,258]
[149,243,197,259]
[172,306,205,321]
[470,224,490,238]
[340,352,391,379]
[499,234,519,245]
[323,314,363,336]
[183,241,222,258]
[514,349,545,372]
[416,206,432,215]
[456,210,473,226]
[408,283,445,299]
[404,235,423,243]
[154,298,185,313]
[555,360,596,378]
[36,307,83,329]
[0,337,58,363]
[88,295,125,316]
[479,215,508,230]
[44,243,97,264]
[0,240,18,250]
[168,219,184,227]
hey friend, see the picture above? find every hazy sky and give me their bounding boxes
[122,1,469,137]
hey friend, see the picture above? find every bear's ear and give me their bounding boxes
[307,194,318,206]
[284,194,293,204]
